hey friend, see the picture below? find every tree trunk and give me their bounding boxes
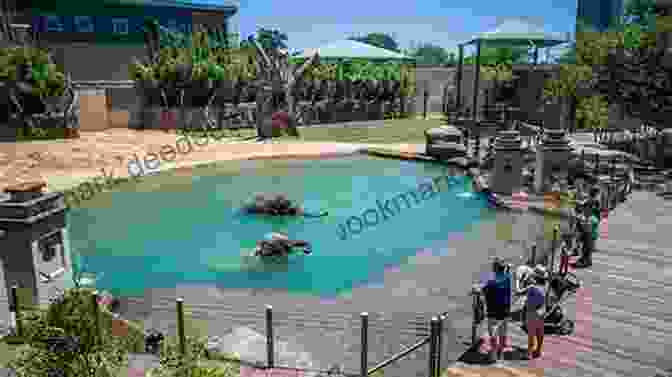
[285,86,299,137]
[255,88,273,139]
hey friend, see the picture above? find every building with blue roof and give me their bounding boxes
[13,0,239,81]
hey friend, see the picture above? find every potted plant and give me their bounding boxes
[129,59,163,129]
[0,46,72,141]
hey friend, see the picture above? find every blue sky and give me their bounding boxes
[224,0,577,55]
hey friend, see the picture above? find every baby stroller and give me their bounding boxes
[518,265,581,336]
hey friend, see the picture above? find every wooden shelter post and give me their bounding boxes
[456,44,464,111]
[472,40,482,123]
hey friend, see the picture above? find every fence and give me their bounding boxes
[6,285,456,377]
[135,295,453,377]
[72,80,416,131]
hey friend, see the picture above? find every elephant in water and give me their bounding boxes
[254,232,312,257]
[242,193,327,217]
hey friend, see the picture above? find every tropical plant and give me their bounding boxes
[0,47,67,98]
[149,335,239,377]
[248,38,320,138]
[582,12,672,129]
[254,28,289,50]
[463,47,529,65]
[7,288,143,377]
[543,64,594,131]
[576,95,609,137]
[410,43,451,65]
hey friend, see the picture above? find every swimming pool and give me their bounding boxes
[68,155,492,297]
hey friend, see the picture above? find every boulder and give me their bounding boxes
[425,126,462,144]
[426,142,467,160]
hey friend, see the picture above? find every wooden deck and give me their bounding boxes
[446,190,672,377]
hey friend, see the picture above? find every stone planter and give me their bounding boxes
[184,81,213,108]
[182,107,211,129]
[0,122,18,142]
[213,80,236,106]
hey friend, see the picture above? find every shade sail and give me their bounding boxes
[296,39,415,61]
[465,18,567,48]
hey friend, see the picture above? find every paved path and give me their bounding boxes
[448,190,672,377]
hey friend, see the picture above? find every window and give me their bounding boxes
[167,19,179,32]
[179,23,191,34]
[111,18,129,34]
[45,15,64,32]
[74,16,94,32]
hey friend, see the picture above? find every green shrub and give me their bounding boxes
[150,335,239,377]
[16,126,69,141]
[7,288,141,377]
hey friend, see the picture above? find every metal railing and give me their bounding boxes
[7,285,453,377]
[73,80,135,89]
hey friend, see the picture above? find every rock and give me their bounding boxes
[426,142,467,160]
[445,156,470,168]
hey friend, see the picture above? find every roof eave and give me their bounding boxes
[107,0,238,13]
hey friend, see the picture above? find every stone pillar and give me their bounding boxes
[491,130,523,195]
[534,129,572,193]
[543,102,568,130]
[0,183,69,308]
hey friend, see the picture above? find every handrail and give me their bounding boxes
[73,80,135,89]
[367,335,431,375]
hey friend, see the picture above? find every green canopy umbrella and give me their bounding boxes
[455,18,568,124]
[294,39,415,80]
[295,39,414,61]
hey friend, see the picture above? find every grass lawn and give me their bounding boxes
[192,117,445,145]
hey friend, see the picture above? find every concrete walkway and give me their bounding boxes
[446,190,672,377]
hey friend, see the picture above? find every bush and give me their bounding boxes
[16,127,70,141]
[7,288,142,377]
[150,335,239,377]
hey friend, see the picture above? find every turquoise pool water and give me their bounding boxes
[69,155,491,297]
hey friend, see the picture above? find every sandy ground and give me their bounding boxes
[0,129,420,192]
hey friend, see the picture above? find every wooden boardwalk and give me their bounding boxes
[448,190,672,377]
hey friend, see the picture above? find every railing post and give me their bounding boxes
[423,87,429,120]
[611,156,616,179]
[471,286,481,346]
[428,317,439,377]
[10,285,21,337]
[550,225,559,274]
[176,298,186,357]
[360,312,368,377]
[266,305,274,369]
[436,315,445,374]
[91,291,102,345]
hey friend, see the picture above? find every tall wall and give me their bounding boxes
[49,43,145,81]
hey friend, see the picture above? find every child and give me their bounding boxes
[524,272,547,359]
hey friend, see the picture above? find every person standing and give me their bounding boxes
[575,211,597,268]
[524,271,547,359]
[479,257,512,361]
[587,187,602,220]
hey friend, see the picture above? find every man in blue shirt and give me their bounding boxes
[479,257,512,361]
